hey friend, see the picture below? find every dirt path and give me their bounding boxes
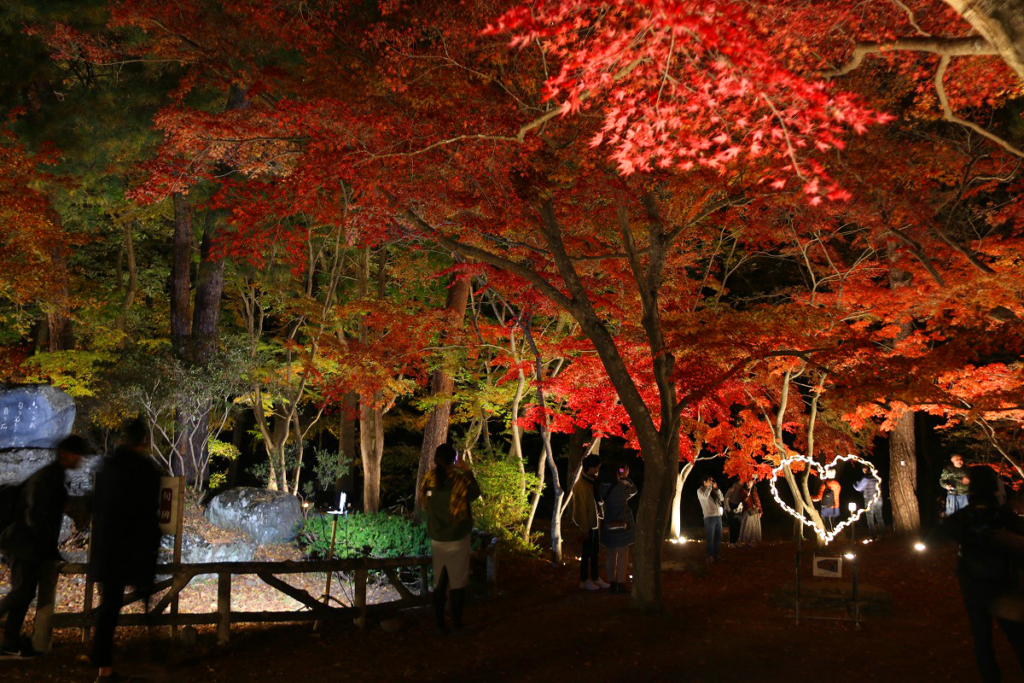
[2,537,1019,683]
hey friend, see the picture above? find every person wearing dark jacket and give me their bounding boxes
[598,463,636,594]
[945,466,1024,683]
[724,480,746,547]
[0,435,87,659]
[418,443,481,632]
[89,420,162,683]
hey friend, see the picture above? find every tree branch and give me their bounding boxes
[934,55,1024,158]
[822,36,996,78]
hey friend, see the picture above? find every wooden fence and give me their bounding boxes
[26,535,499,651]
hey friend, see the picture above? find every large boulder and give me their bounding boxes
[0,448,102,495]
[205,487,303,546]
[0,385,75,449]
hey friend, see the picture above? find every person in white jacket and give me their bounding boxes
[697,477,725,562]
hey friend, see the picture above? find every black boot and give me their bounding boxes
[450,588,466,629]
[433,588,448,631]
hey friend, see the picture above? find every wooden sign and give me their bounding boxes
[159,476,184,535]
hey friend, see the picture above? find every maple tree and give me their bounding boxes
[2,0,1023,617]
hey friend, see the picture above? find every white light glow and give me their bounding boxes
[848,502,858,513]
[768,454,883,546]
[844,552,856,560]
[862,539,872,545]
[914,542,927,552]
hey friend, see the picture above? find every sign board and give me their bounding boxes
[159,476,184,535]
[812,555,843,579]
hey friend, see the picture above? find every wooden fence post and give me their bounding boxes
[353,569,367,628]
[217,572,231,645]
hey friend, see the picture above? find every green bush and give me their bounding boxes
[472,452,541,553]
[302,512,431,559]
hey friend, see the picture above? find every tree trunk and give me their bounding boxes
[169,193,192,350]
[890,410,921,534]
[115,221,138,332]
[334,391,358,500]
[360,395,384,513]
[887,242,921,534]
[943,0,1024,82]
[415,274,472,506]
[669,462,695,540]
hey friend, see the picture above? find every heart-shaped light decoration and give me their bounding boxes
[768,454,882,545]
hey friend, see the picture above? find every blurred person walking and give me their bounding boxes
[0,435,88,659]
[89,420,162,683]
[945,466,1024,683]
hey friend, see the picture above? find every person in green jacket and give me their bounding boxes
[941,454,971,516]
[419,443,481,632]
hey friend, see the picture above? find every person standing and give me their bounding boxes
[697,477,725,562]
[853,465,884,539]
[813,472,842,532]
[598,463,636,594]
[945,466,1024,683]
[724,479,746,548]
[737,479,763,547]
[0,435,88,659]
[419,443,481,632]
[941,454,971,516]
[89,420,162,683]
[570,454,605,590]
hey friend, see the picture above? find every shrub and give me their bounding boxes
[472,452,541,553]
[302,512,430,559]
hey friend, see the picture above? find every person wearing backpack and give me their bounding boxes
[90,419,162,683]
[813,471,841,533]
[0,435,88,659]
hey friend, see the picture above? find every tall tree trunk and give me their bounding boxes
[890,411,921,533]
[360,394,384,513]
[169,193,192,350]
[415,274,472,506]
[888,242,921,534]
[334,390,358,501]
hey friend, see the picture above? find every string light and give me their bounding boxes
[768,454,883,546]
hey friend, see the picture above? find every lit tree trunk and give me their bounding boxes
[360,394,384,513]
[415,273,472,506]
[669,463,693,541]
[888,242,921,534]
[334,391,358,499]
[890,410,921,533]
[943,0,1024,81]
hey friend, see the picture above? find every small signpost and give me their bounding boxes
[159,476,186,637]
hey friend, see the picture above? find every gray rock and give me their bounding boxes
[205,487,302,546]
[0,449,102,495]
[0,386,75,449]
[160,532,256,565]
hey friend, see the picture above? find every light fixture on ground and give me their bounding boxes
[914,542,927,552]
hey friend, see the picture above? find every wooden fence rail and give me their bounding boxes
[25,536,499,651]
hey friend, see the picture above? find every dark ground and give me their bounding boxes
[2,532,1022,683]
